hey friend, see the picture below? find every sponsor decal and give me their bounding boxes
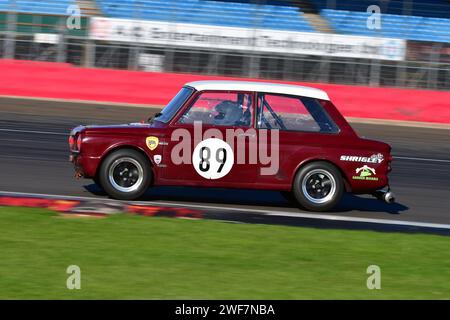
[370,153,384,163]
[352,165,379,181]
[341,153,384,164]
[146,136,159,151]
[153,154,162,165]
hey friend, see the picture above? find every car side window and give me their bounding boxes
[257,93,339,133]
[178,91,253,127]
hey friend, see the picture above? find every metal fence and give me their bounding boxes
[4,35,448,90]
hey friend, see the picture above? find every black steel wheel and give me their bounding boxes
[293,161,344,211]
[99,149,152,200]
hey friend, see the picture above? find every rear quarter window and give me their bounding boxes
[257,93,339,133]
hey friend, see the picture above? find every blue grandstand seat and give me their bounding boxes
[0,0,76,15]
[96,0,315,32]
[312,0,450,19]
[322,9,450,43]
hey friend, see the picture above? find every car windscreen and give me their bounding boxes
[154,86,194,123]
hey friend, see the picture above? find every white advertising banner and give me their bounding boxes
[90,17,406,61]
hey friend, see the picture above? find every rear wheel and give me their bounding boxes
[292,161,343,211]
[99,149,152,200]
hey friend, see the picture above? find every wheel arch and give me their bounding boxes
[95,144,154,182]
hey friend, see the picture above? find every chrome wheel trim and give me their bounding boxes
[301,169,336,204]
[108,157,144,193]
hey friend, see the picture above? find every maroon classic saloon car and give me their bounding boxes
[69,80,394,211]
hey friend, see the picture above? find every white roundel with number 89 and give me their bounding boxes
[192,138,234,179]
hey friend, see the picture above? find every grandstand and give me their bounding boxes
[93,0,450,43]
[96,0,314,32]
[311,0,450,19]
[0,0,75,15]
[0,0,449,42]
[322,9,450,43]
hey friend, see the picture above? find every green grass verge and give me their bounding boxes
[0,206,449,299]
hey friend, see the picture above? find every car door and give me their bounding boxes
[161,90,258,188]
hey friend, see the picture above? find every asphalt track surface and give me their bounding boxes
[0,97,449,227]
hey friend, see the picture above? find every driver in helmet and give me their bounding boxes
[213,100,243,126]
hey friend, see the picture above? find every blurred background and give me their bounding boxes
[1,0,450,300]
[0,0,449,90]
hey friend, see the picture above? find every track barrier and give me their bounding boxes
[1,59,449,123]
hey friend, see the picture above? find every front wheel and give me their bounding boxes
[292,161,344,211]
[99,149,152,200]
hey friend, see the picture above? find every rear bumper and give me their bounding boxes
[70,153,100,179]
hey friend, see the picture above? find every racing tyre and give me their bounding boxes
[292,161,343,212]
[99,149,152,200]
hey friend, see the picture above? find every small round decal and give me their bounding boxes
[192,138,234,179]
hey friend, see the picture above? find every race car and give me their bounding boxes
[69,80,394,211]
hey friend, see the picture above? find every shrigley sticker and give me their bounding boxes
[146,136,159,151]
[340,153,384,164]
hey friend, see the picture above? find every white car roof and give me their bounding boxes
[185,80,329,101]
